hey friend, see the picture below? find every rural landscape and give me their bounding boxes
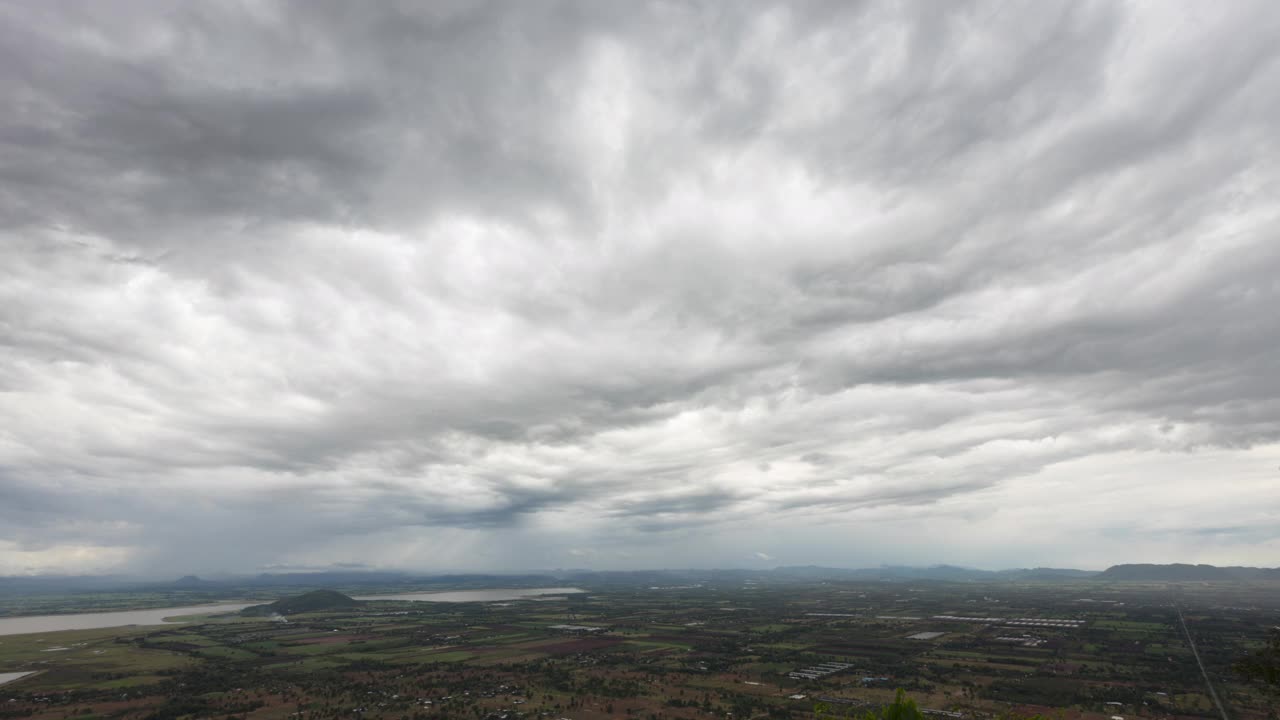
[1,567,1277,720]
[5,3,1280,720]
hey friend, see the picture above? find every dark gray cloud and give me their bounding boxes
[2,1,1279,575]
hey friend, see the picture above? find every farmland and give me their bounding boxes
[0,579,1277,720]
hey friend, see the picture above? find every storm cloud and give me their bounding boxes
[2,1,1279,575]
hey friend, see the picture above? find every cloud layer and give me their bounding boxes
[2,1,1279,575]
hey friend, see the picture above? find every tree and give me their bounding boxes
[1234,627,1280,690]
[816,689,1050,720]
[873,690,924,720]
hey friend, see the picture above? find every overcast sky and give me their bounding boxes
[2,1,1279,577]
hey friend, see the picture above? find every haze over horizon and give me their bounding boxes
[3,2,1280,577]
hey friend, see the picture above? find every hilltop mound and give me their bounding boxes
[241,589,361,616]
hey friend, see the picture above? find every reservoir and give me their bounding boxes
[0,603,252,637]
[354,587,585,602]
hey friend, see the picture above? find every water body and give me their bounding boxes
[0,603,252,637]
[355,587,584,603]
[0,588,585,636]
[0,672,35,687]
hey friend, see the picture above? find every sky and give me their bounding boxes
[2,1,1279,577]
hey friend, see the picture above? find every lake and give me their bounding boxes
[0,603,252,637]
[354,587,585,602]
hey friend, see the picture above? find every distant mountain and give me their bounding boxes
[241,589,361,616]
[172,575,209,587]
[998,567,1100,580]
[246,571,415,586]
[1097,563,1280,581]
[873,565,997,582]
[771,565,1099,582]
[12,564,1280,598]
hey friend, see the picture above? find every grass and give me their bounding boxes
[0,626,197,690]
[2,652,193,691]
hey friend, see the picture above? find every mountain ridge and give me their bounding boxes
[1096,563,1280,581]
[4,563,1279,595]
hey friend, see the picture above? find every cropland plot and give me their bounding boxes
[192,645,259,660]
[147,632,219,646]
[270,639,369,655]
[271,656,352,672]
[285,633,379,645]
[625,639,693,652]
[412,650,475,663]
[469,632,535,644]
[468,652,549,666]
[1091,620,1169,632]
[525,637,624,655]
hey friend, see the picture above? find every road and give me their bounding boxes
[1175,601,1230,720]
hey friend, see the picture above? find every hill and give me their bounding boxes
[172,575,209,587]
[241,589,361,616]
[1097,563,1280,581]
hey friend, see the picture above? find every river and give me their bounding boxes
[0,603,253,637]
[0,588,585,636]
[0,672,35,687]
